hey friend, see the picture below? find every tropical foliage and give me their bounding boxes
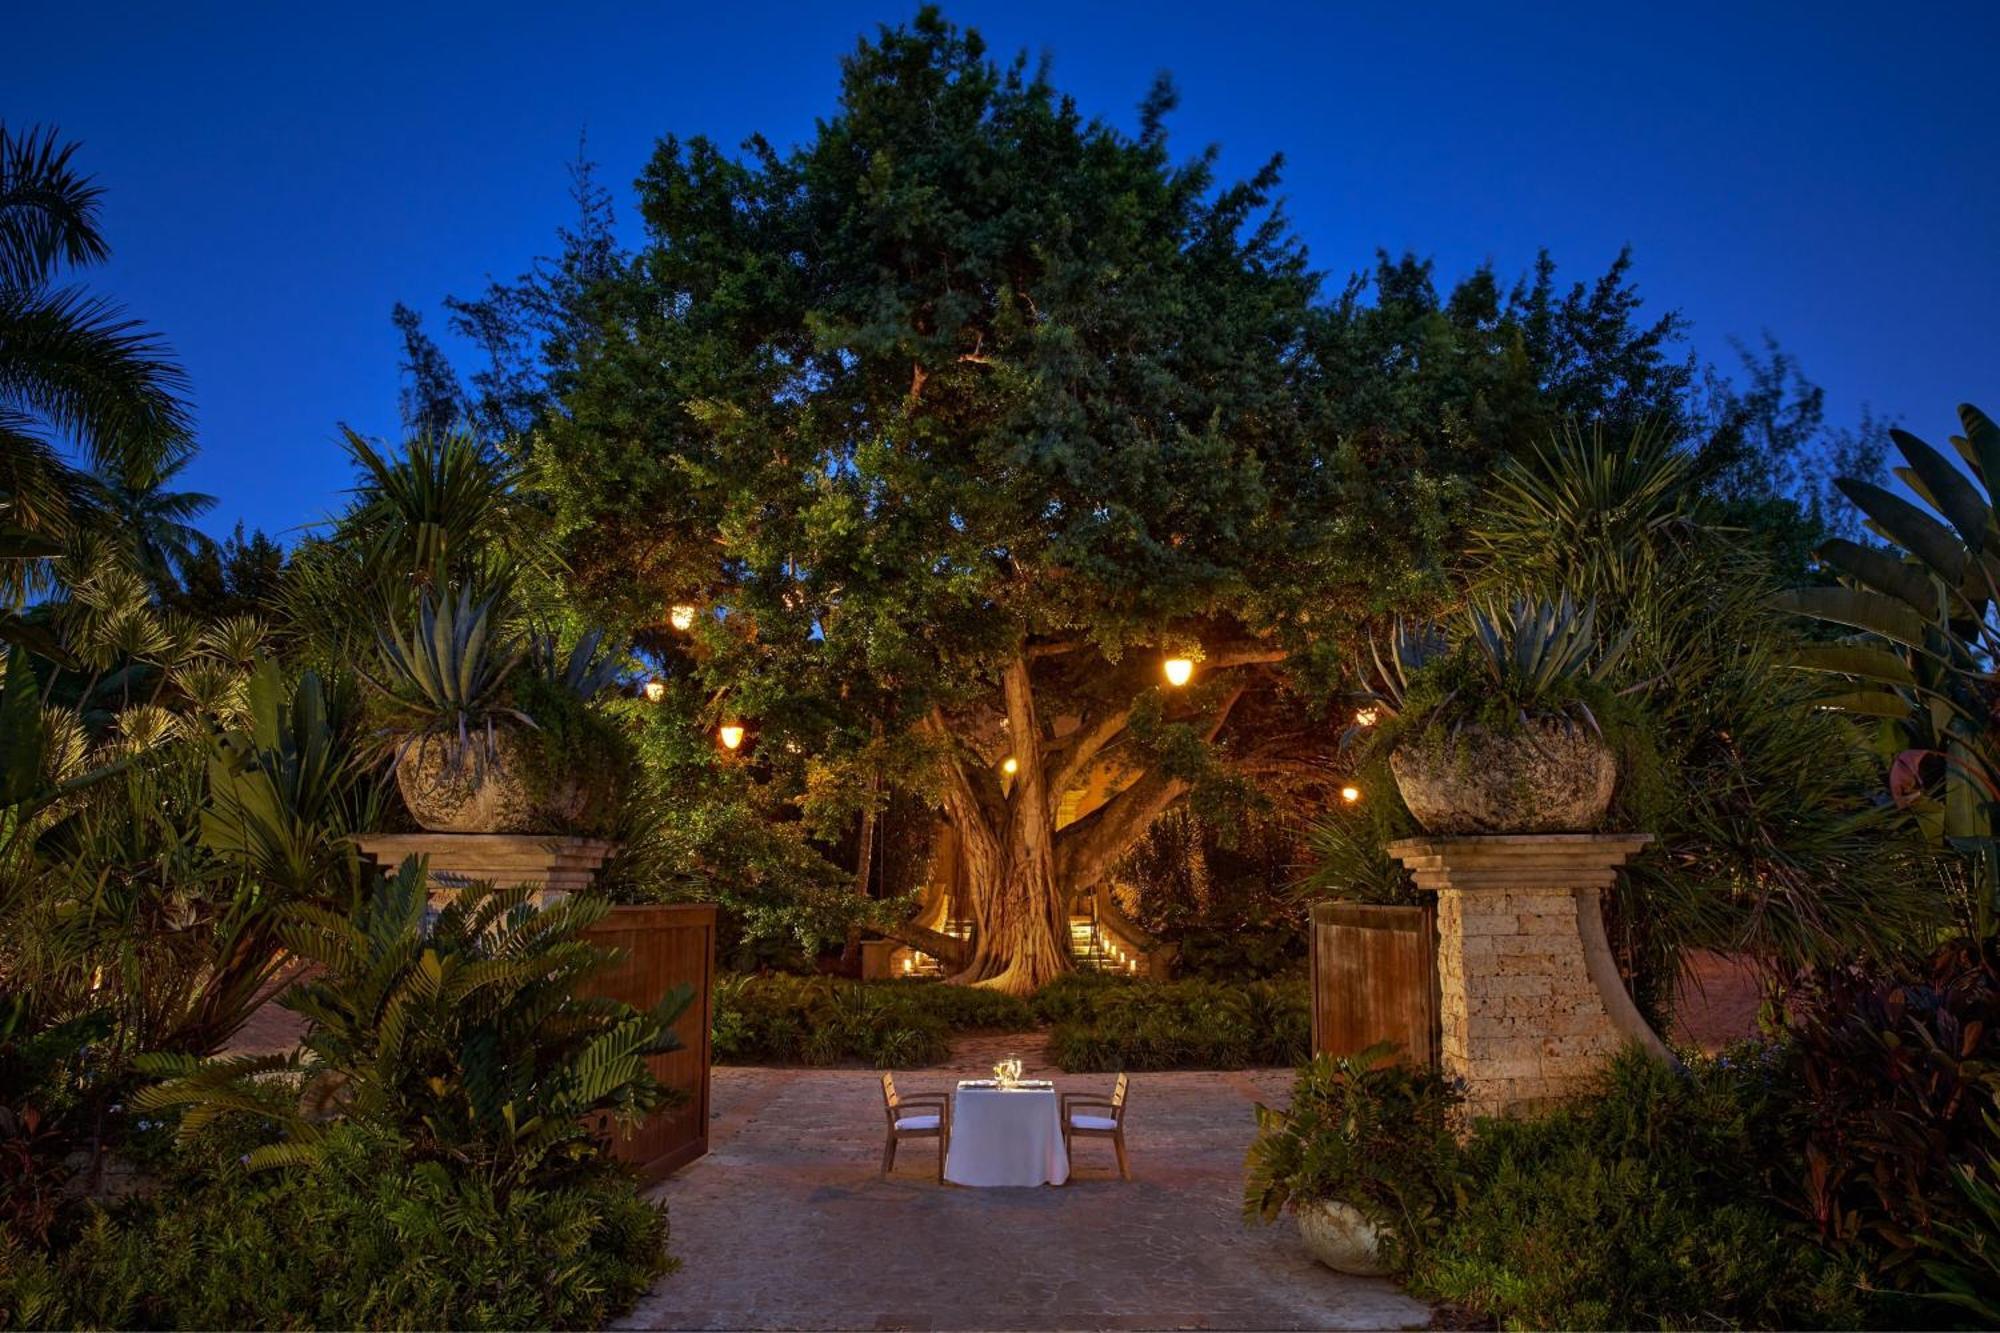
[138,868,690,1188]
[1780,403,2000,936]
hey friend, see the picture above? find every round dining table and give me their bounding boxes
[943,1080,1070,1187]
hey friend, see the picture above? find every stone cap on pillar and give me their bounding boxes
[355,833,618,897]
[1387,833,1653,892]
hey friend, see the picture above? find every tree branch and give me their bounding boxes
[1053,683,1247,889]
[1049,703,1133,798]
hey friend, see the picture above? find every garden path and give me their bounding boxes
[616,1040,1431,1332]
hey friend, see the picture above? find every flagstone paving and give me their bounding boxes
[617,1041,1432,1332]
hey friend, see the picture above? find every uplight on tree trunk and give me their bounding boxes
[1163,656,1194,687]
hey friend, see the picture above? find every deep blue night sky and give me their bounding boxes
[12,2,1997,540]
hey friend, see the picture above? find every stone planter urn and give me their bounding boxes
[395,731,590,834]
[1294,1199,1389,1276]
[1388,718,1616,835]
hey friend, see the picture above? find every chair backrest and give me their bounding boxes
[881,1071,899,1107]
[1112,1072,1129,1118]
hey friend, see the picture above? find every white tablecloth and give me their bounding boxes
[944,1084,1069,1187]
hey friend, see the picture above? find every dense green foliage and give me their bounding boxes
[1034,974,1308,1071]
[1250,995,2000,1330]
[2,1122,670,1331]
[708,971,1308,1072]
[1412,1051,1866,1331]
[711,974,1032,1067]
[138,869,689,1187]
[1249,1048,1873,1330]
[1243,1048,1459,1264]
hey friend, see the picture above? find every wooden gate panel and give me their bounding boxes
[578,903,716,1180]
[1309,902,1439,1067]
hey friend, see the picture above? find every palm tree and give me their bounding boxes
[87,452,216,596]
[1,123,192,597]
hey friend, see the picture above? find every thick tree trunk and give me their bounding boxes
[924,652,1250,995]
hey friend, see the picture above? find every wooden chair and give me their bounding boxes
[880,1072,950,1181]
[1062,1071,1130,1180]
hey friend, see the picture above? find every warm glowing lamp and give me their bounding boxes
[1354,707,1379,728]
[1163,656,1195,687]
[643,679,667,703]
[1340,784,1362,804]
[1002,756,1019,775]
[719,723,746,751]
[670,604,697,632]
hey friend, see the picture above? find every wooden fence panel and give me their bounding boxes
[578,903,716,1180]
[1309,902,1439,1068]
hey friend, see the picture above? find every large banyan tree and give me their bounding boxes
[535,10,1696,991]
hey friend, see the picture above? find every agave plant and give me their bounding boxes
[527,625,623,700]
[369,584,530,766]
[1777,403,2000,935]
[1466,593,1633,722]
[136,864,690,1188]
[1359,594,1630,738]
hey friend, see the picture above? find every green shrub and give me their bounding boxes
[710,975,1032,1067]
[1042,977,1309,1071]
[1408,1048,1867,1331]
[1171,927,1306,981]
[1244,1046,1460,1267]
[1,1121,669,1331]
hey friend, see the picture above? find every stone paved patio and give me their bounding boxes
[617,1039,1431,1332]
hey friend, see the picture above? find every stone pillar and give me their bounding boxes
[1386,833,1665,1119]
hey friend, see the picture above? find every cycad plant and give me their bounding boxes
[135,864,689,1189]
[1778,402,2000,936]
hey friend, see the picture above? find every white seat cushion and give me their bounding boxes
[895,1113,940,1130]
[1070,1113,1118,1130]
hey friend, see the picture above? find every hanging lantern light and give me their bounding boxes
[1163,656,1195,687]
[1001,756,1019,775]
[719,722,746,751]
[643,679,667,703]
[670,604,697,632]
[1340,784,1362,804]
[1354,706,1380,728]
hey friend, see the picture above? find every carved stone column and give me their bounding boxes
[1386,833,1665,1119]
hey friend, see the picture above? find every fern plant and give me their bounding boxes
[136,862,691,1190]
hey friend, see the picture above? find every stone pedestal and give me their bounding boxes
[1386,833,1665,1119]
[354,833,616,901]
